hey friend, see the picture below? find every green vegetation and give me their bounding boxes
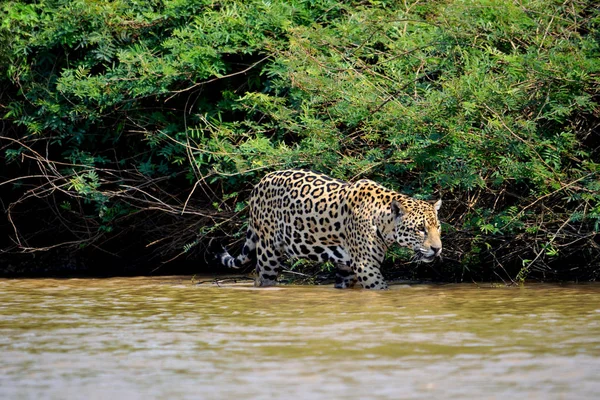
[1,0,598,281]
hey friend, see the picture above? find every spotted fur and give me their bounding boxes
[215,169,442,289]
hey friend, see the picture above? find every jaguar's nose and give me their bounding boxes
[431,246,442,257]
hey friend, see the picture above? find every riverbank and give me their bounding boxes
[1,249,597,284]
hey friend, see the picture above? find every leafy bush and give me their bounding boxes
[1,0,598,280]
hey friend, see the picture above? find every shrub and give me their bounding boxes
[1,0,598,280]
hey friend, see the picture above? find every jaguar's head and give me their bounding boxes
[391,198,442,263]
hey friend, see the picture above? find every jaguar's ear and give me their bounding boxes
[434,199,442,212]
[391,199,407,218]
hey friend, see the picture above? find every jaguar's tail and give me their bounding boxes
[210,226,258,269]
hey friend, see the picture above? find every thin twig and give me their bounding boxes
[165,55,271,102]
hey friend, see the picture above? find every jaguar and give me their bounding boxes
[214,169,442,289]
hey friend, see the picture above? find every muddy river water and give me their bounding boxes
[0,277,599,399]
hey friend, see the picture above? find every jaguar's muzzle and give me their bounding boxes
[416,246,442,263]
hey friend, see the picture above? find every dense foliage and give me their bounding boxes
[1,0,599,281]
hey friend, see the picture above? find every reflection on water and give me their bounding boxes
[1,277,599,399]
